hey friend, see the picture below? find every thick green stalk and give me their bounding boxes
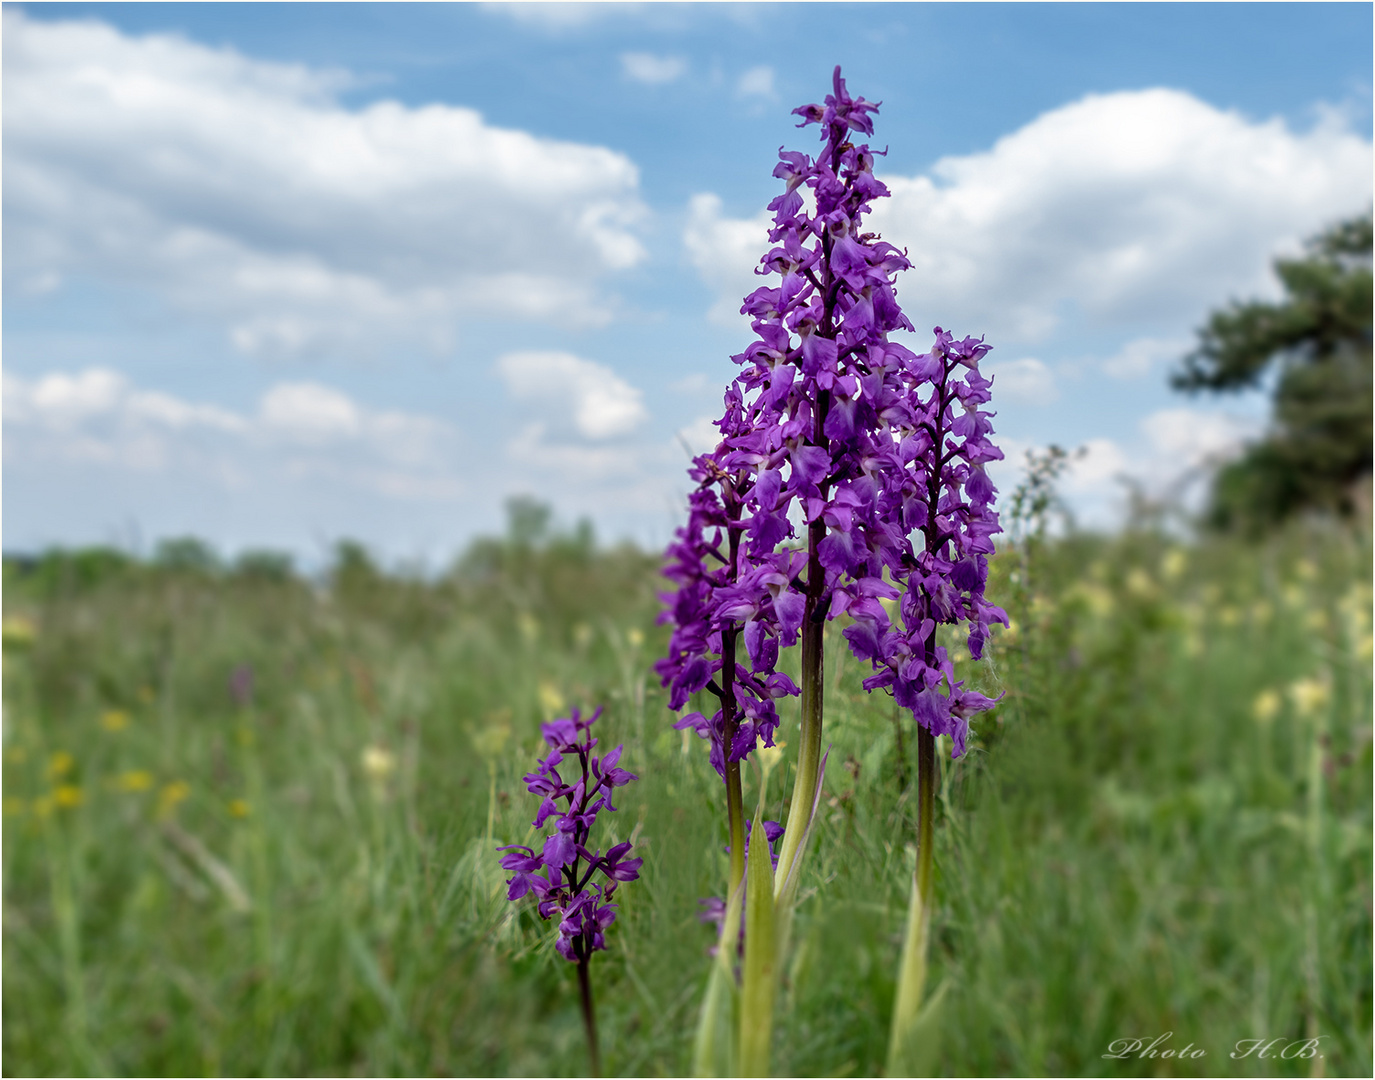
[887,724,936,1074]
[774,608,823,887]
[774,413,829,891]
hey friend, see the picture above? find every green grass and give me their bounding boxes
[2,522,1370,1077]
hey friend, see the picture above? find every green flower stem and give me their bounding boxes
[774,516,826,891]
[1303,701,1328,1072]
[887,724,936,1075]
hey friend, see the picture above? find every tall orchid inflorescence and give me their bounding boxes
[498,706,639,1076]
[657,64,1005,825]
[657,67,1006,1075]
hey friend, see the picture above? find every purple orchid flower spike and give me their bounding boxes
[496,705,637,1077]
[656,65,1005,809]
[659,67,1007,1076]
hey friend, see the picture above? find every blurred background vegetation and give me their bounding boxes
[2,491,1370,1076]
[3,215,1370,1078]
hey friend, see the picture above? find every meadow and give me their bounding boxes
[2,514,1370,1078]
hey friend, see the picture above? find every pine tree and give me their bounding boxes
[1173,212,1372,529]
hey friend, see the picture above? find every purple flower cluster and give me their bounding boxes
[656,67,1006,761]
[498,707,642,962]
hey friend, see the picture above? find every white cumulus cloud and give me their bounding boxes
[683,193,774,325]
[621,52,687,85]
[986,357,1059,405]
[259,383,362,443]
[685,88,1372,342]
[737,65,776,99]
[3,10,650,358]
[3,367,457,489]
[496,350,649,440]
[1101,335,1195,379]
[1140,407,1259,474]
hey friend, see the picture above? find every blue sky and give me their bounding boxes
[4,2,1372,564]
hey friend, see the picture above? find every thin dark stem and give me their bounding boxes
[722,512,748,897]
[576,946,602,1078]
[892,701,908,794]
[914,358,949,913]
[722,623,747,895]
[915,722,935,915]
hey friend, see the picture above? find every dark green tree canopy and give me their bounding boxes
[1173,212,1372,529]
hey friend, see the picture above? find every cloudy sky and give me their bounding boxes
[4,2,1371,564]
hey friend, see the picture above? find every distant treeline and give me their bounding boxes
[2,497,641,591]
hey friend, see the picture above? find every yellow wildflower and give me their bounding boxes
[1160,548,1188,582]
[538,680,566,717]
[1288,677,1329,718]
[54,785,83,809]
[1252,689,1281,726]
[157,780,191,818]
[1125,567,1156,600]
[2,615,36,648]
[113,770,154,793]
[227,799,251,818]
[626,627,644,649]
[361,745,396,780]
[755,737,785,778]
[470,716,511,760]
[100,709,130,732]
[1031,592,1063,622]
[47,751,74,780]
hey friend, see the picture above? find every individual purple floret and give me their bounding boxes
[656,66,1006,766]
[498,707,640,966]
